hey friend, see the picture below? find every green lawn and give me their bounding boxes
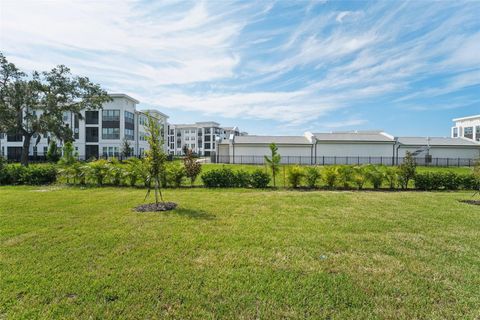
[1,186,480,319]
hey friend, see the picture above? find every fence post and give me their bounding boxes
[458,158,460,167]
[334,156,336,165]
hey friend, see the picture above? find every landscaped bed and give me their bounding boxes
[1,186,479,319]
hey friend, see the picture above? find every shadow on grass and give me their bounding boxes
[168,207,216,220]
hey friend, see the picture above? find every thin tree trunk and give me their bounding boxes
[154,179,159,205]
[20,133,32,166]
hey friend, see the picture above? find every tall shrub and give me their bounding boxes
[305,166,321,188]
[250,169,270,188]
[46,141,61,163]
[352,166,368,190]
[88,160,109,186]
[264,143,281,187]
[167,162,186,188]
[366,165,385,189]
[384,166,398,189]
[398,152,416,189]
[338,166,353,189]
[183,149,202,186]
[322,166,338,189]
[287,165,305,188]
[125,157,142,187]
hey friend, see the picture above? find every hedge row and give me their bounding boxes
[0,164,57,185]
[414,172,480,190]
[201,168,270,188]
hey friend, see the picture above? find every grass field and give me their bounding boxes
[1,186,480,319]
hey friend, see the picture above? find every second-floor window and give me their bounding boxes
[125,128,134,141]
[464,127,473,139]
[102,128,120,140]
[103,110,120,122]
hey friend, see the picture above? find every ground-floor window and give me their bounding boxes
[102,146,119,157]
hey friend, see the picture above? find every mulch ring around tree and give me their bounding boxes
[135,202,177,212]
[459,200,480,206]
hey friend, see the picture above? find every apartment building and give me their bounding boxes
[167,122,240,156]
[451,115,480,142]
[0,94,169,160]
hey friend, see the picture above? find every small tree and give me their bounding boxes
[121,139,132,159]
[46,141,61,163]
[398,152,416,189]
[183,148,202,186]
[144,115,167,204]
[264,143,281,187]
[58,142,77,166]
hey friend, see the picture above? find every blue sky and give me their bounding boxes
[1,0,479,136]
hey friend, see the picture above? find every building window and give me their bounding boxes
[125,128,134,141]
[102,128,120,140]
[452,127,458,138]
[139,115,148,126]
[464,127,473,139]
[85,111,99,124]
[43,146,48,154]
[204,143,211,149]
[63,112,69,122]
[476,126,480,141]
[102,110,120,122]
[86,127,99,142]
[0,133,5,140]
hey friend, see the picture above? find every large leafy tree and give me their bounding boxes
[0,53,111,165]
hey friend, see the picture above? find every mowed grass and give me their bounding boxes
[1,187,480,319]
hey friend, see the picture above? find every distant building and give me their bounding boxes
[452,115,480,142]
[167,122,241,156]
[0,94,169,161]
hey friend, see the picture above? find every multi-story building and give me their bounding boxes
[0,94,169,161]
[167,122,241,156]
[451,115,480,142]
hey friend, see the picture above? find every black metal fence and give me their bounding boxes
[213,155,478,167]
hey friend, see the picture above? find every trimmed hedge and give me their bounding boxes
[201,167,271,188]
[415,172,479,191]
[0,164,57,185]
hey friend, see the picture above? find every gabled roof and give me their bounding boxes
[397,137,480,147]
[233,135,312,145]
[313,131,394,143]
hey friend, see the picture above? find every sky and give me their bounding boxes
[1,0,479,137]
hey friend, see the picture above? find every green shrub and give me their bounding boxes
[0,164,56,185]
[124,158,142,187]
[337,165,353,188]
[167,163,186,188]
[107,160,125,186]
[233,170,252,188]
[250,169,270,188]
[305,166,321,188]
[398,152,416,189]
[414,172,463,191]
[20,165,57,185]
[201,167,236,188]
[88,160,109,186]
[366,165,385,189]
[322,166,338,189]
[46,141,61,163]
[352,166,368,190]
[384,167,398,189]
[287,165,305,188]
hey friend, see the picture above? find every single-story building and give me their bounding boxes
[216,130,480,165]
[396,137,480,166]
[218,135,314,164]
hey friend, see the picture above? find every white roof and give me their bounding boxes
[313,131,394,143]
[397,137,480,146]
[109,93,139,104]
[453,115,480,122]
[232,135,312,145]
